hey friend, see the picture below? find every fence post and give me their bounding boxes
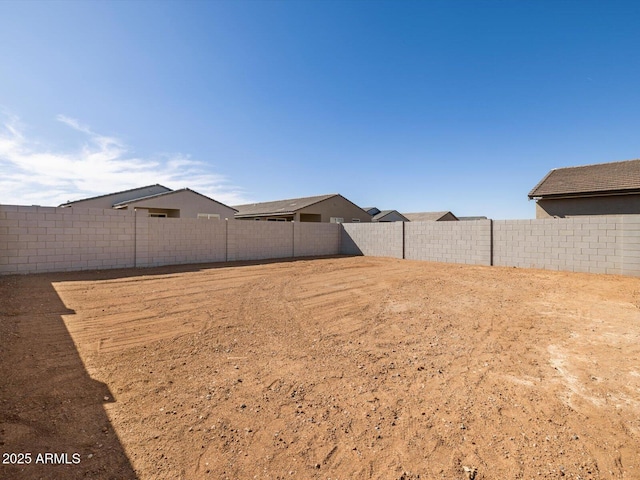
[225,218,228,262]
[402,221,406,259]
[489,219,494,266]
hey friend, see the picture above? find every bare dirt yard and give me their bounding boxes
[2,256,640,479]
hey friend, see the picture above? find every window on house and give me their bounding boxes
[149,213,167,218]
[352,218,361,223]
[330,217,344,224]
[267,218,286,222]
[197,213,221,220]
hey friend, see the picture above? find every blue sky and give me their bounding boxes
[1,0,640,219]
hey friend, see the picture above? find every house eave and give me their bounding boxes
[234,212,296,218]
[530,189,640,201]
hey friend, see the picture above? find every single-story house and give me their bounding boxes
[365,208,410,222]
[402,211,459,222]
[60,184,237,219]
[528,159,640,218]
[233,194,372,223]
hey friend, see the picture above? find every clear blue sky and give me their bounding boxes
[1,0,640,219]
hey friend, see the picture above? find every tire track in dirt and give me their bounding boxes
[7,257,640,479]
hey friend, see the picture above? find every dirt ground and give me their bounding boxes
[1,256,640,479]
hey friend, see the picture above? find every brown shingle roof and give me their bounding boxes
[233,194,338,217]
[59,184,171,207]
[528,159,640,199]
[402,211,458,222]
[112,188,238,212]
[372,210,409,222]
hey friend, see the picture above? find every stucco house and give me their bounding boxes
[60,184,237,219]
[233,194,371,223]
[365,208,410,222]
[529,159,640,218]
[402,211,459,222]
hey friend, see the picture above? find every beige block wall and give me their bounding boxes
[0,205,135,274]
[0,205,342,275]
[135,214,227,267]
[227,220,294,261]
[4,203,640,278]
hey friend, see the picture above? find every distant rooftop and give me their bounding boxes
[60,184,171,207]
[233,194,339,217]
[529,159,640,199]
[402,211,458,222]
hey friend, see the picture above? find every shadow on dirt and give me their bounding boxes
[31,254,357,283]
[0,275,138,480]
[0,255,355,479]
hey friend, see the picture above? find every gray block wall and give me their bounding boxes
[341,222,403,258]
[294,222,342,257]
[4,203,640,278]
[493,215,640,275]
[405,220,491,265]
[620,216,640,276]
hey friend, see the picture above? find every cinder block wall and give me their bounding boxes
[294,222,341,257]
[341,222,403,258]
[136,214,227,267]
[405,220,491,265]
[620,216,640,276]
[0,205,343,275]
[4,203,640,278]
[0,205,135,274]
[227,220,294,262]
[493,216,640,275]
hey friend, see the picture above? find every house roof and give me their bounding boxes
[233,194,345,218]
[364,207,380,215]
[112,188,238,212]
[60,184,172,207]
[372,210,409,222]
[402,211,458,222]
[458,216,488,221]
[528,159,640,199]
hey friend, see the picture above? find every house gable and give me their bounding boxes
[234,194,371,223]
[115,188,237,219]
[372,210,409,222]
[402,211,458,222]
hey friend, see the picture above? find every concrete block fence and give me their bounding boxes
[492,215,640,275]
[341,215,640,276]
[341,222,404,258]
[0,205,137,274]
[2,203,640,277]
[0,205,341,274]
[404,220,491,265]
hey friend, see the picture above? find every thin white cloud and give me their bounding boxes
[0,114,249,207]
